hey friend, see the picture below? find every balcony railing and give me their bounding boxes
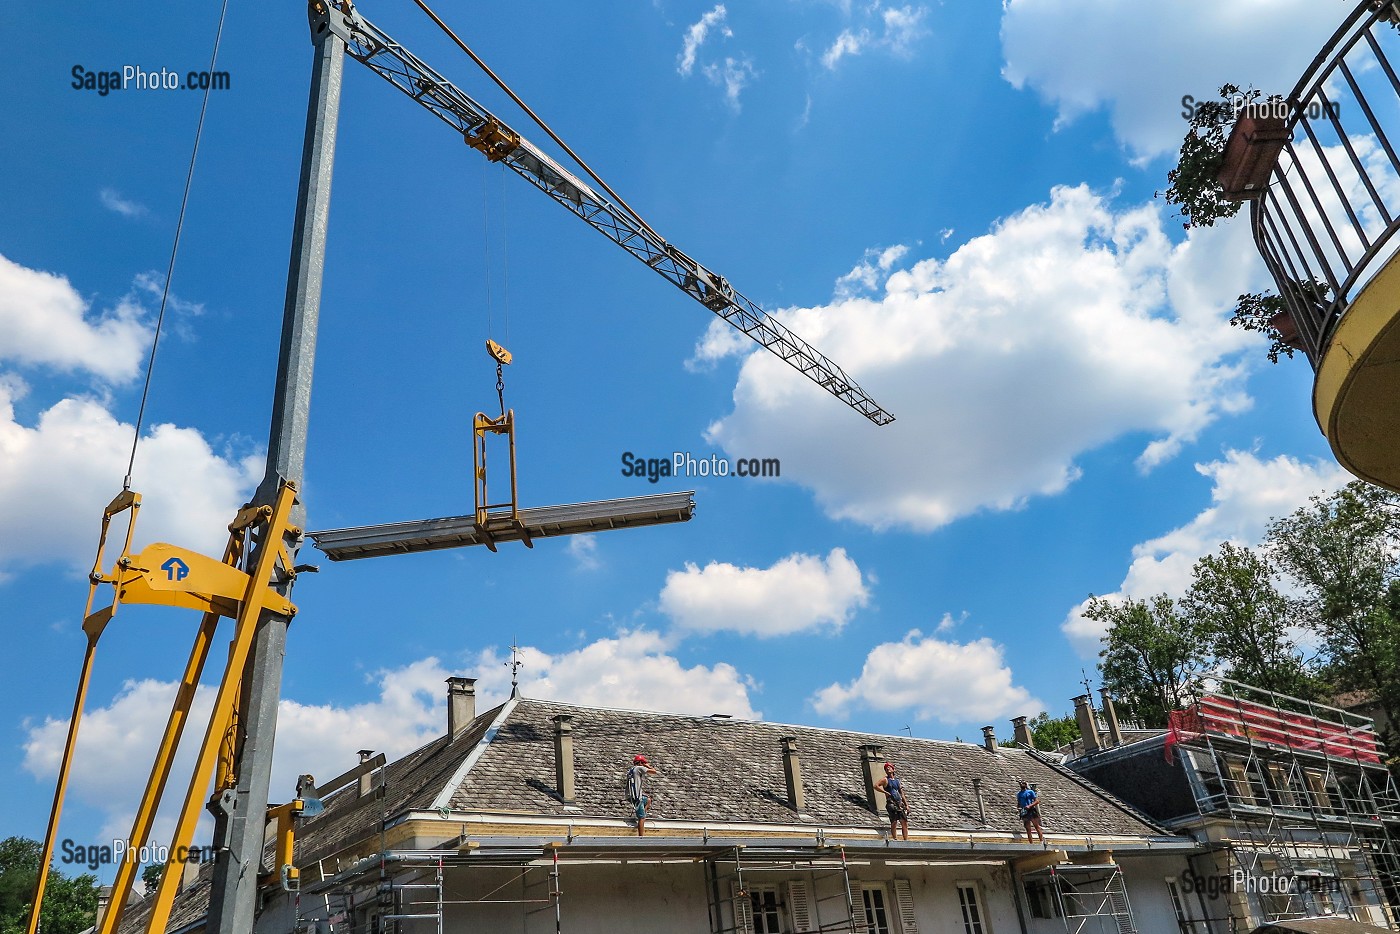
[1249,1,1400,365]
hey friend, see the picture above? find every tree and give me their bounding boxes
[0,837,99,934]
[1180,542,1318,698]
[1265,482,1400,746]
[141,862,163,896]
[1026,712,1080,752]
[1085,593,1207,727]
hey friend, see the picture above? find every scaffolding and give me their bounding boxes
[1022,864,1137,934]
[704,845,863,934]
[1169,678,1400,927]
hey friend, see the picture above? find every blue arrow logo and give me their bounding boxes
[161,557,190,582]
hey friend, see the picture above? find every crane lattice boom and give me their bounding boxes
[317,2,894,426]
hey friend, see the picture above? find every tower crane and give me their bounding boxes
[27,5,893,934]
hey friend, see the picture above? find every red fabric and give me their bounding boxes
[1163,696,1382,764]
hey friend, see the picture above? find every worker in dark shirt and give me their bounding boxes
[875,762,911,840]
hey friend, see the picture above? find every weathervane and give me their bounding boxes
[505,639,523,698]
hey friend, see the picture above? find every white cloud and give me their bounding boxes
[566,534,600,571]
[100,189,148,218]
[1000,0,1345,160]
[821,5,928,69]
[678,5,731,76]
[834,244,910,299]
[0,378,261,576]
[0,252,152,382]
[812,629,1041,723]
[21,660,450,847]
[659,548,870,637]
[702,184,1261,532]
[703,56,758,111]
[471,630,758,717]
[1061,450,1352,656]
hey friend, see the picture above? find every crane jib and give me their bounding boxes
[315,0,895,426]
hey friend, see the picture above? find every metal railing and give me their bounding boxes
[1251,1,1400,365]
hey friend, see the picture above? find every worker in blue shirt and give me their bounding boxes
[875,762,911,840]
[1018,781,1045,844]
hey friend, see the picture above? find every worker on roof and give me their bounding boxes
[626,754,658,836]
[1018,781,1045,845]
[875,762,911,841]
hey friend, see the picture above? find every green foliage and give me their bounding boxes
[1265,482,1400,747]
[1161,84,1255,230]
[1027,712,1080,752]
[1086,594,1207,727]
[1181,542,1319,697]
[0,838,99,934]
[141,863,162,896]
[1229,291,1293,363]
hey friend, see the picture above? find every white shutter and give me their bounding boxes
[851,883,870,934]
[787,880,813,933]
[732,880,755,934]
[891,880,918,934]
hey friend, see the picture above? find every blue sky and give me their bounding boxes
[0,0,1362,863]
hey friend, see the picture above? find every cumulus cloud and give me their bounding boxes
[1000,0,1344,160]
[0,252,152,382]
[1061,450,1352,656]
[0,378,261,576]
[702,185,1260,532]
[22,661,449,846]
[471,630,758,717]
[659,548,869,637]
[821,5,928,69]
[100,189,148,218]
[678,5,732,76]
[812,629,1040,723]
[567,535,601,571]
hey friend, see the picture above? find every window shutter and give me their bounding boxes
[891,880,918,934]
[787,880,813,934]
[851,883,870,934]
[732,880,755,934]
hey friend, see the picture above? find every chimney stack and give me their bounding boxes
[552,715,576,804]
[859,744,886,812]
[447,677,477,738]
[95,886,113,929]
[1099,688,1124,747]
[358,749,375,797]
[781,737,806,812]
[1012,715,1035,749]
[981,725,998,753]
[1072,694,1102,755]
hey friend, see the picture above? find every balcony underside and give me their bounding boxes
[1315,250,1400,492]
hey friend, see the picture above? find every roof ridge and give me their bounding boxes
[429,695,520,810]
[512,696,997,749]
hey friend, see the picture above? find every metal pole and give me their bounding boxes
[206,8,344,933]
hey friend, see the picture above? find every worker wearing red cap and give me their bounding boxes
[626,754,658,836]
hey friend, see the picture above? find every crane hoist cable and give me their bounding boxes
[122,0,232,492]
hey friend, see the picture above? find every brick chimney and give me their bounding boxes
[552,715,576,804]
[981,725,998,753]
[859,744,886,812]
[1012,715,1035,749]
[357,749,376,797]
[781,737,806,812]
[1099,688,1124,747]
[1073,694,1102,755]
[447,677,477,738]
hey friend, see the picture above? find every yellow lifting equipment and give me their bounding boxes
[26,482,301,934]
[473,339,527,551]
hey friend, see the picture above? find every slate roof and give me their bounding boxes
[447,698,1173,837]
[121,695,1178,933]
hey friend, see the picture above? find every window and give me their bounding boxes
[1023,881,1059,920]
[956,882,988,934]
[860,883,892,934]
[750,885,784,934]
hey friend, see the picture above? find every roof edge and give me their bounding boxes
[429,695,520,810]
